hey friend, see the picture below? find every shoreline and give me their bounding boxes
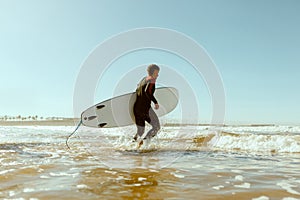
[0,119,80,126]
[0,119,277,127]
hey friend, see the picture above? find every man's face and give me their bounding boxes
[152,70,159,79]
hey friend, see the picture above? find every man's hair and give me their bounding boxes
[147,64,160,75]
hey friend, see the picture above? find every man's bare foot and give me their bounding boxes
[137,140,143,148]
[133,135,137,142]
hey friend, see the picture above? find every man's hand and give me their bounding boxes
[154,104,159,110]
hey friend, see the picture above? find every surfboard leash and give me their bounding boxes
[66,120,82,150]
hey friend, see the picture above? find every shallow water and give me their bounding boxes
[1,125,300,200]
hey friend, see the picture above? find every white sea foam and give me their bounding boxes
[252,196,270,200]
[277,181,300,195]
[1,125,300,154]
[104,170,117,175]
[219,125,300,134]
[234,182,251,189]
[40,175,50,179]
[76,184,89,189]
[171,172,185,178]
[0,169,15,175]
[138,177,147,181]
[212,185,225,190]
[235,175,244,181]
[208,132,300,153]
[1,125,300,200]
[282,198,300,200]
[23,188,35,193]
[49,172,79,178]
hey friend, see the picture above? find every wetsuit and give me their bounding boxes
[133,77,160,139]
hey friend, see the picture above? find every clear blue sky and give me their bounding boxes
[0,0,299,125]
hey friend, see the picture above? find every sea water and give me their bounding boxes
[0,124,300,199]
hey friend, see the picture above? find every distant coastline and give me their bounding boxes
[0,118,80,126]
[0,117,276,127]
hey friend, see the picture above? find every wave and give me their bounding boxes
[1,125,300,154]
[202,131,300,154]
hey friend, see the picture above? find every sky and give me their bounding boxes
[0,0,299,125]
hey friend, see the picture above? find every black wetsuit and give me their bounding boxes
[133,77,160,139]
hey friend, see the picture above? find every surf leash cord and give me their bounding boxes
[66,120,82,149]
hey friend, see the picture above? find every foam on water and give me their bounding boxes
[1,125,300,154]
[207,131,300,153]
[252,196,270,200]
[110,125,300,154]
[1,124,300,199]
[277,180,300,195]
[217,125,300,134]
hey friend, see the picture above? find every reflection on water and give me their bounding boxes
[0,126,300,199]
[79,167,174,200]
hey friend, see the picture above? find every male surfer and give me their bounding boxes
[133,64,161,147]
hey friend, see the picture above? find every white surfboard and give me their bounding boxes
[81,87,179,128]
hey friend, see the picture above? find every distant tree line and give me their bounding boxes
[0,115,63,121]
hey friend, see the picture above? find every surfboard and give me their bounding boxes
[81,87,179,128]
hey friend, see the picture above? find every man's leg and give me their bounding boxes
[133,115,145,141]
[145,108,160,139]
[135,119,146,147]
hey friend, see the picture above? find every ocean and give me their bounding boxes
[0,124,300,200]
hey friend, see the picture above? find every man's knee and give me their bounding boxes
[156,124,161,131]
[152,124,160,135]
